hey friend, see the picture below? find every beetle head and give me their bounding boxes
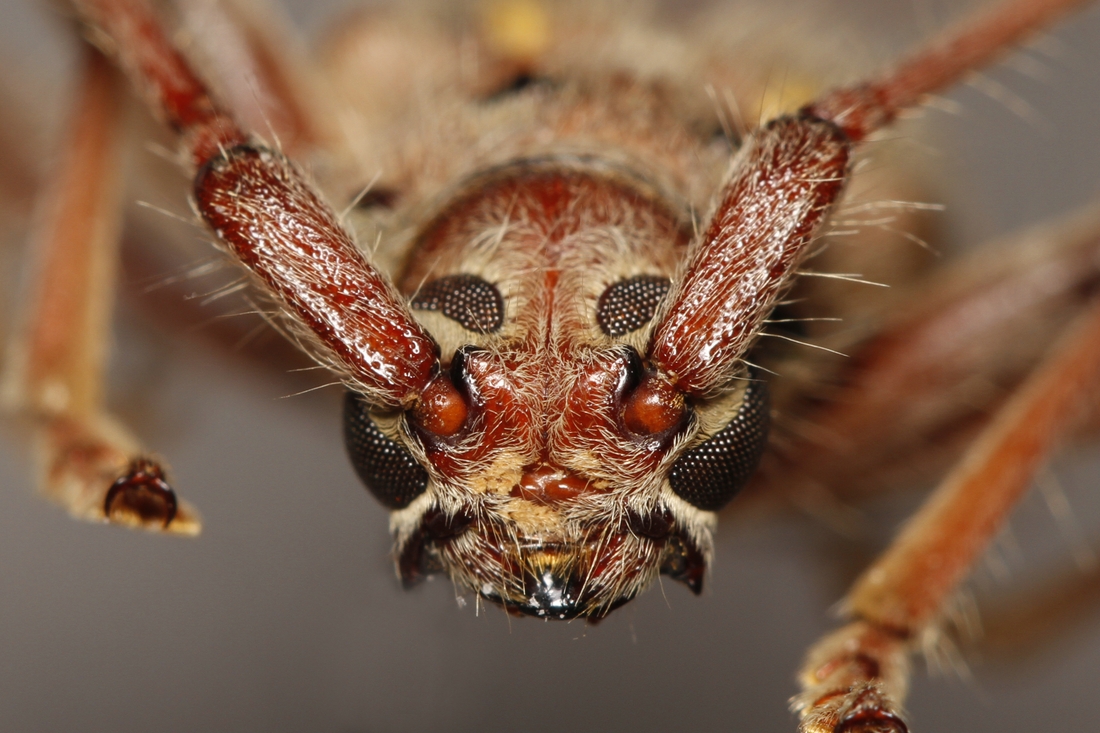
[342,163,770,618]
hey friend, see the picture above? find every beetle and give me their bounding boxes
[2,0,1100,726]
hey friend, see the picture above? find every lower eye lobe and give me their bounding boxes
[343,391,429,509]
[668,379,770,511]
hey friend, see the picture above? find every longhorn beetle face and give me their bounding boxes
[60,0,841,622]
[6,0,1100,726]
[311,70,847,618]
[343,161,772,618]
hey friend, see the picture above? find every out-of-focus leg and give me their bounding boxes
[754,202,1100,518]
[792,296,1100,732]
[2,46,199,535]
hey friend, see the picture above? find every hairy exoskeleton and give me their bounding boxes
[12,0,1100,730]
[200,22,855,617]
[48,0,848,619]
[346,157,780,617]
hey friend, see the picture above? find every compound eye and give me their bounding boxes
[410,274,504,333]
[597,275,671,336]
[668,379,770,511]
[343,391,429,509]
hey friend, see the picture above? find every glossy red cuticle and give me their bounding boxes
[413,374,469,437]
[621,371,686,437]
[511,465,594,505]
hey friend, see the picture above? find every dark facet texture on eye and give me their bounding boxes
[668,378,770,511]
[596,275,671,336]
[343,391,429,509]
[411,274,504,333]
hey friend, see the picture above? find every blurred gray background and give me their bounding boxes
[0,1,1099,731]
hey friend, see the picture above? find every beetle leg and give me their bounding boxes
[792,295,1100,732]
[1,46,199,534]
[755,202,1100,513]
